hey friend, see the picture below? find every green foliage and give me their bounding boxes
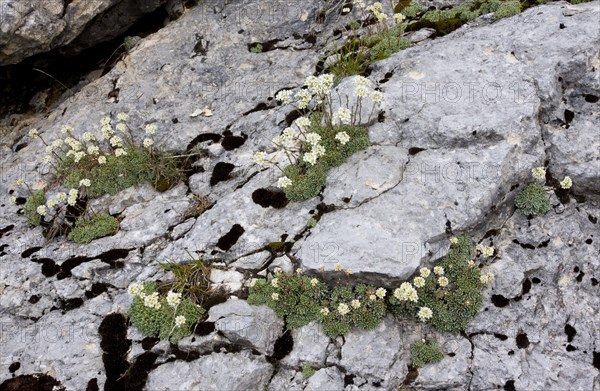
[370,35,410,61]
[250,43,264,53]
[301,363,316,378]
[61,146,182,198]
[123,36,136,51]
[515,184,550,216]
[67,213,119,244]
[410,339,444,368]
[306,217,318,228]
[328,42,371,80]
[128,282,205,343]
[248,273,327,329]
[388,235,484,333]
[24,190,46,226]
[492,1,521,20]
[160,258,212,305]
[283,116,369,202]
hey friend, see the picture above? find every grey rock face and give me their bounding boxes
[282,321,330,367]
[304,367,345,391]
[145,351,273,390]
[0,0,168,65]
[207,298,284,355]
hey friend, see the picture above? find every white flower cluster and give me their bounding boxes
[393,282,418,302]
[417,306,433,321]
[166,291,182,307]
[475,244,495,258]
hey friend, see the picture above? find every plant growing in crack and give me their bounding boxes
[514,166,573,217]
[252,74,380,201]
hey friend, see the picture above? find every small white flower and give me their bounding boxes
[145,124,157,135]
[369,294,377,301]
[296,268,303,275]
[272,135,283,145]
[46,199,57,208]
[417,306,433,321]
[52,139,64,148]
[143,292,161,309]
[114,148,127,157]
[68,189,79,198]
[375,287,386,299]
[271,292,280,301]
[337,303,350,316]
[294,117,311,129]
[303,151,318,166]
[83,132,96,142]
[9,196,16,204]
[560,176,572,189]
[370,90,384,103]
[175,315,186,327]
[296,89,312,109]
[480,274,489,284]
[342,7,350,13]
[166,291,182,307]
[42,155,52,164]
[45,145,54,154]
[335,131,350,145]
[532,166,546,180]
[143,138,154,148]
[98,156,107,164]
[117,112,129,122]
[334,262,343,271]
[438,276,449,287]
[476,243,485,253]
[36,205,46,216]
[450,237,458,245]
[61,126,74,133]
[67,196,77,206]
[487,272,495,281]
[414,276,425,288]
[310,278,319,287]
[127,283,142,296]
[16,179,24,186]
[352,76,372,88]
[354,85,370,98]
[116,123,127,133]
[79,179,91,187]
[393,13,406,24]
[305,132,321,145]
[351,299,361,309]
[482,246,494,258]
[87,145,100,155]
[73,151,86,163]
[271,278,279,288]
[312,144,326,157]
[433,266,444,275]
[277,176,292,189]
[109,136,123,148]
[273,267,283,275]
[57,192,67,201]
[275,90,294,104]
[346,269,353,275]
[333,107,352,125]
[101,117,111,126]
[282,127,296,139]
[28,129,38,137]
[320,307,330,316]
[253,151,268,166]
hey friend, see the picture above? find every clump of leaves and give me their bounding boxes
[388,235,484,333]
[410,339,444,368]
[250,43,264,53]
[301,363,316,378]
[67,213,119,244]
[515,184,550,217]
[128,281,205,343]
[24,190,46,226]
[159,258,212,306]
[248,272,328,329]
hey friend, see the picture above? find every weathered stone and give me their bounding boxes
[282,321,330,367]
[304,367,345,391]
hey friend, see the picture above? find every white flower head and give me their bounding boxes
[282,127,296,139]
[482,246,494,258]
[303,151,318,166]
[68,189,78,198]
[83,132,96,142]
[166,291,182,307]
[296,89,312,109]
[127,283,143,296]
[61,126,74,134]
[42,155,52,164]
[117,112,129,122]
[394,13,406,24]
[375,287,386,299]
[275,90,294,104]
[320,307,330,316]
[28,129,39,137]
[351,299,361,309]
[532,166,546,181]
[253,151,268,166]
[450,237,458,245]
[560,176,572,189]
[116,123,127,133]
[101,117,111,126]
[337,303,350,316]
[175,315,186,327]
[87,145,100,155]
[271,278,279,288]
[335,262,343,271]
[438,276,449,287]
[417,306,433,322]
[294,117,311,129]
[145,124,157,135]
[480,274,489,284]
[335,131,350,145]
[305,132,321,146]
[271,292,280,301]
[143,138,154,148]
[277,176,292,189]
[414,276,425,288]
[312,144,326,157]
[79,179,91,187]
[433,266,444,275]
[310,278,319,287]
[370,90,384,103]
[109,136,123,148]
[333,107,352,125]
[16,179,25,186]
[36,205,46,216]
[114,148,127,157]
[98,156,107,164]
[143,292,161,309]
[46,199,57,208]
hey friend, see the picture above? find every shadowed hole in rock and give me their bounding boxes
[537,239,550,248]
[31,258,61,277]
[194,321,216,336]
[141,337,160,351]
[565,324,577,342]
[344,374,355,386]
[585,238,593,244]
[247,39,281,53]
[592,278,598,286]
[284,108,310,126]
[522,279,532,295]
[513,239,535,250]
[379,71,394,84]
[121,351,158,391]
[242,102,270,116]
[0,224,15,239]
[408,147,426,156]
[378,111,386,122]
[584,94,599,103]
[99,313,131,391]
[593,351,600,370]
[494,333,508,341]
[59,297,84,311]
[566,344,577,352]
[491,294,510,308]
[589,215,598,224]
[29,295,40,304]
[85,283,109,299]
[403,367,418,384]
[564,109,574,125]
[516,333,529,349]
[252,188,289,209]
[221,131,247,151]
[504,380,516,391]
[270,330,293,360]
[86,378,98,391]
[8,362,20,373]
[576,271,585,282]
[186,133,221,151]
[210,162,235,186]
[532,277,541,284]
[216,224,245,251]
[507,350,514,355]
[21,246,42,258]
[0,374,64,391]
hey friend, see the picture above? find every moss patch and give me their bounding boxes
[24,190,47,226]
[410,339,444,368]
[68,213,119,244]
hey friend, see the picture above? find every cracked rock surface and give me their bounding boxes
[0,1,599,390]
